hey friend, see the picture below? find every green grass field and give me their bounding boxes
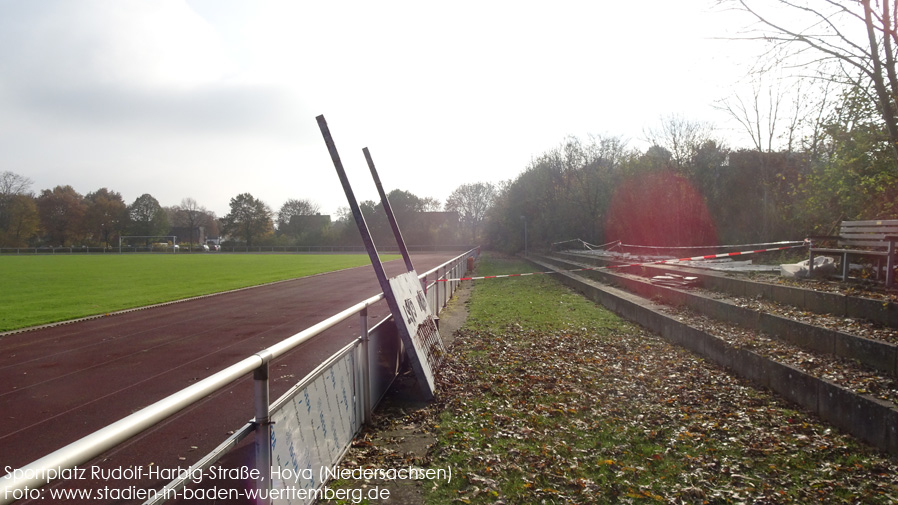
[0,254,396,332]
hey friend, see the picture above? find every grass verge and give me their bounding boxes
[0,254,395,331]
[330,253,898,504]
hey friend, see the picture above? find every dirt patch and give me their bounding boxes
[436,280,473,346]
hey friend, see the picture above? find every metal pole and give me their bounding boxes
[316,116,392,296]
[442,266,448,308]
[363,147,415,273]
[451,265,456,305]
[433,270,439,310]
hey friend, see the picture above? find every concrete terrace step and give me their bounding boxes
[557,251,898,328]
[527,254,898,457]
[539,254,898,377]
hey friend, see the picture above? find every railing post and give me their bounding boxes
[254,351,273,504]
[433,269,442,316]
[442,266,448,308]
[449,264,455,300]
[451,263,457,301]
[449,263,454,300]
[360,306,371,424]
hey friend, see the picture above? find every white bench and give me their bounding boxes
[807,219,898,287]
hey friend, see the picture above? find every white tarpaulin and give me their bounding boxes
[780,255,836,278]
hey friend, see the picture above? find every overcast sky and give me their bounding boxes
[0,0,764,217]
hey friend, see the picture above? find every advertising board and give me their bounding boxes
[388,270,445,393]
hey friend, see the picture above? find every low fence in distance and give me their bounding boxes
[0,248,478,505]
[0,245,475,255]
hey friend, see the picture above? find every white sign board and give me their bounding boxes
[388,270,444,395]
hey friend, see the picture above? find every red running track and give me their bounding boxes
[0,253,458,503]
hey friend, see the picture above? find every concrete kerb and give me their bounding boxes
[527,256,898,456]
[742,277,775,301]
[765,360,819,411]
[758,314,835,355]
[730,347,769,386]
[817,381,898,454]
[835,333,898,376]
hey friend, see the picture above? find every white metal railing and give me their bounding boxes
[0,248,478,505]
[0,245,475,255]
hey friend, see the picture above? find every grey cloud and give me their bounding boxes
[0,1,311,139]
[17,83,311,138]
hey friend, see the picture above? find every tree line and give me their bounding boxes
[0,176,495,249]
[484,91,896,254]
[0,180,222,249]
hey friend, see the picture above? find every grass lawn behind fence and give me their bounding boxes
[0,254,397,332]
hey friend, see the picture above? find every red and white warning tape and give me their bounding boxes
[435,242,807,282]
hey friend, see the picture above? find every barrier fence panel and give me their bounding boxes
[0,247,478,505]
[266,341,361,503]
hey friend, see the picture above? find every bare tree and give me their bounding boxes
[171,197,215,246]
[716,73,786,152]
[715,71,834,153]
[722,0,898,168]
[0,172,37,247]
[0,171,33,198]
[445,182,496,243]
[0,171,35,235]
[644,115,716,171]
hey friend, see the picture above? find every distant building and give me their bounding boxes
[169,226,207,245]
[290,214,331,232]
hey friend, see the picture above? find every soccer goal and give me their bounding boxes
[118,235,179,253]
